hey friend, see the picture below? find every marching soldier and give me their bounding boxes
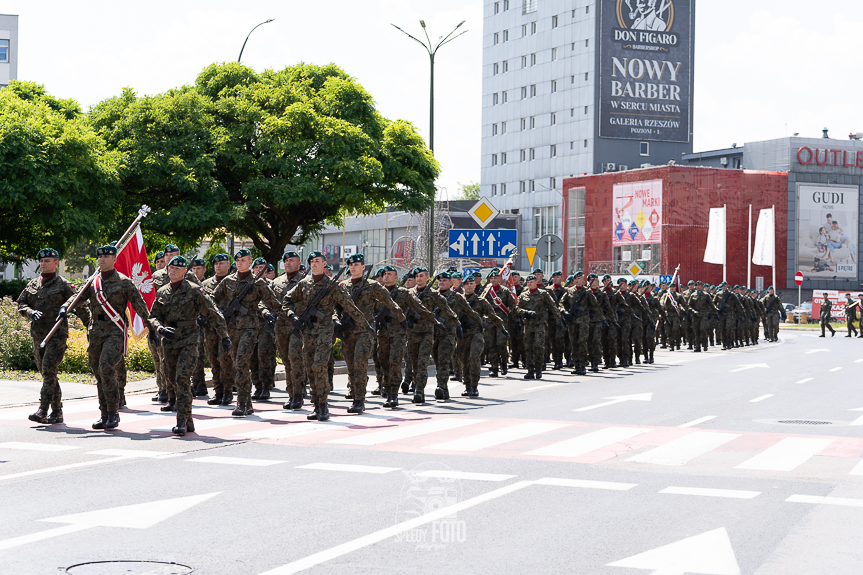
[406,267,455,404]
[682,280,696,348]
[202,254,236,406]
[282,251,371,421]
[689,281,716,352]
[819,292,836,337]
[613,278,633,367]
[251,257,278,401]
[60,245,150,429]
[516,274,561,380]
[482,269,516,376]
[849,294,862,338]
[548,271,568,370]
[436,271,480,399]
[18,248,92,424]
[338,255,404,413]
[760,286,782,342]
[624,280,648,364]
[598,274,620,369]
[559,271,596,375]
[212,249,283,417]
[188,257,209,397]
[641,280,660,363]
[147,256,230,435]
[713,282,736,349]
[660,280,682,350]
[397,270,417,394]
[586,274,607,372]
[508,272,526,369]
[272,251,306,410]
[459,275,507,397]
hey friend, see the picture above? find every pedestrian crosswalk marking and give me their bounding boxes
[68,411,169,427]
[525,427,651,458]
[188,456,286,466]
[677,416,716,428]
[297,463,400,474]
[735,437,833,471]
[328,418,485,446]
[414,470,516,482]
[0,442,79,452]
[847,458,863,476]
[147,417,249,433]
[628,432,740,466]
[534,477,637,491]
[786,494,863,508]
[234,422,337,440]
[659,486,761,499]
[425,422,568,452]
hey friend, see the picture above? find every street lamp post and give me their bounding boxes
[392,20,467,273]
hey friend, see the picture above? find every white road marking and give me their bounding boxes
[735,437,833,471]
[677,416,716,428]
[573,393,652,412]
[804,348,829,353]
[235,422,338,439]
[86,449,172,458]
[627,432,740,466]
[188,456,286,466]
[660,486,761,499]
[848,459,863,475]
[0,524,92,551]
[328,418,485,446]
[414,470,515,482]
[148,417,250,433]
[795,378,813,384]
[426,422,568,452]
[729,363,769,373]
[525,426,651,458]
[855,359,863,363]
[524,383,564,391]
[749,394,774,403]
[534,477,637,491]
[68,411,170,427]
[848,408,863,426]
[0,442,79,452]
[296,463,400,474]
[786,494,863,508]
[607,527,740,575]
[0,449,169,483]
[0,396,154,420]
[829,367,843,372]
[256,480,536,575]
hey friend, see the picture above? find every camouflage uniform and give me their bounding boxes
[272,271,306,406]
[597,284,620,368]
[212,271,283,411]
[407,286,457,401]
[760,292,783,342]
[459,290,504,396]
[548,282,568,369]
[624,288,649,364]
[150,267,200,398]
[66,270,149,419]
[689,287,717,350]
[559,285,600,375]
[508,283,526,367]
[148,278,228,422]
[17,274,91,417]
[201,274,235,403]
[643,290,661,363]
[483,284,516,375]
[438,288,480,395]
[610,285,632,366]
[516,287,561,378]
[713,286,738,349]
[587,287,607,369]
[660,289,682,350]
[377,285,433,403]
[251,285,278,399]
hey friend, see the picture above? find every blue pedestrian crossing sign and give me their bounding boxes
[448,229,518,259]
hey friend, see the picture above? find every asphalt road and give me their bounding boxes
[2,330,863,574]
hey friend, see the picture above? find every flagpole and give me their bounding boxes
[723,204,727,283]
[772,205,776,290]
[747,205,752,287]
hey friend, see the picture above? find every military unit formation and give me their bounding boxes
[15,218,794,436]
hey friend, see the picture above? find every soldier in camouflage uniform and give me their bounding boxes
[612,279,633,367]
[586,274,607,372]
[61,245,150,429]
[641,280,660,364]
[338,255,404,413]
[202,254,236,406]
[713,282,737,349]
[283,251,371,420]
[148,256,231,435]
[598,275,620,369]
[459,275,506,397]
[760,286,783,342]
[482,269,516,377]
[18,248,92,424]
[398,270,417,393]
[436,271,480,400]
[516,274,561,380]
[406,267,455,404]
[623,279,649,364]
[272,251,306,410]
[188,257,210,398]
[248,257,278,401]
[689,281,717,351]
[548,271,568,370]
[559,271,600,375]
[212,249,283,416]
[659,280,681,351]
[508,273,526,368]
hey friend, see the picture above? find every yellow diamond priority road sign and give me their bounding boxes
[468,197,500,229]
[628,262,642,277]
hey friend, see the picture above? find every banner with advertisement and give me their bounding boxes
[612,179,662,246]
[812,291,863,321]
[797,184,858,279]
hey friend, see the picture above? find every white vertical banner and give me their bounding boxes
[703,207,726,265]
[752,208,775,266]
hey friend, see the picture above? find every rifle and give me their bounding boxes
[717,290,731,314]
[223,265,269,321]
[41,205,152,348]
[563,287,589,324]
[290,268,346,336]
[339,265,372,332]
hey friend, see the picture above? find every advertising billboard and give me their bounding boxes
[796,184,858,279]
[613,179,663,246]
[813,291,863,322]
[598,0,694,142]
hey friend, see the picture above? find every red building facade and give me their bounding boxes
[562,166,789,287]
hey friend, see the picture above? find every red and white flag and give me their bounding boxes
[115,226,155,335]
[499,254,516,297]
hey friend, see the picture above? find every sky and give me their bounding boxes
[5,0,863,199]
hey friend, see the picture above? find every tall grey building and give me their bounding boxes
[0,14,18,89]
[480,0,694,271]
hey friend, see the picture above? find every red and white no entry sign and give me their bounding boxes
[795,271,803,286]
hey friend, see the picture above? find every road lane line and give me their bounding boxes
[414,470,515,482]
[855,359,863,363]
[677,416,716,428]
[795,378,813,384]
[660,486,761,499]
[328,418,485,446]
[0,442,79,452]
[848,459,863,475]
[257,480,536,575]
[296,463,400,474]
[0,455,141,482]
[426,422,568,452]
[188,456,286,466]
[786,494,863,508]
[627,432,740,466]
[749,394,773,403]
[735,437,833,471]
[524,383,564,391]
[0,524,92,551]
[524,427,651,458]
[829,367,842,372]
[534,477,637,491]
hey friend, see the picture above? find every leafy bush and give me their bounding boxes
[333,338,343,361]
[0,279,28,300]
[0,296,35,370]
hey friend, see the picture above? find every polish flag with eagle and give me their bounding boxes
[115,226,155,335]
[499,254,517,297]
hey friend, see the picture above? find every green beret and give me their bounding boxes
[164,244,180,253]
[587,273,598,281]
[767,285,774,290]
[299,264,306,271]
[96,245,117,256]
[602,274,612,281]
[639,279,649,286]
[382,265,396,273]
[403,270,415,280]
[282,251,300,261]
[212,253,230,263]
[307,250,324,263]
[374,268,384,278]
[526,274,537,281]
[512,272,521,277]
[473,271,482,278]
[347,254,364,265]
[252,257,267,267]
[695,280,703,285]
[462,274,476,283]
[325,264,333,271]
[435,271,450,281]
[551,270,562,277]
[687,280,694,285]
[486,270,500,279]
[267,264,275,272]
[573,271,583,278]
[532,268,544,274]
[719,281,727,287]
[823,292,829,296]
[659,278,668,285]
[191,258,206,267]
[37,248,59,259]
[154,251,165,261]
[628,279,638,286]
[450,271,462,279]
[617,277,627,284]
[413,266,428,275]
[168,255,187,267]
[234,248,251,260]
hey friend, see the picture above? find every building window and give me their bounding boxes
[493,93,499,105]
[522,24,527,37]
[585,72,589,80]
[494,33,499,45]
[572,42,575,51]
[530,84,536,97]
[570,141,574,149]
[640,142,650,156]
[550,145,557,158]
[585,39,589,47]
[530,148,536,160]
[552,15,558,28]
[570,108,574,117]
[502,152,507,164]
[531,21,537,34]
[521,118,526,130]
[521,55,527,68]
[492,123,498,136]
[521,86,527,99]
[504,0,509,10]
[531,53,536,66]
[492,184,497,196]
[584,139,588,147]
[520,181,526,193]
[572,9,576,17]
[502,121,507,134]
[503,30,509,41]
[361,229,387,268]
[493,63,499,75]
[0,40,8,63]
[550,177,556,188]
[530,116,536,129]
[494,2,499,14]
[551,112,556,125]
[534,206,560,240]
[551,80,557,93]
[503,60,509,72]
[492,154,498,166]
[530,180,535,192]
[567,186,586,274]
[585,106,588,114]
[520,149,526,162]
[501,183,507,195]
[551,47,558,61]
[502,91,508,103]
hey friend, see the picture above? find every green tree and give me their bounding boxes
[456,181,480,200]
[0,81,122,264]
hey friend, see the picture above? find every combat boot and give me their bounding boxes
[500,364,507,375]
[554,362,563,371]
[232,402,246,416]
[307,403,320,420]
[118,392,127,409]
[28,407,49,424]
[160,399,176,412]
[524,368,535,380]
[635,356,641,364]
[92,412,107,429]
[259,386,271,401]
[220,391,233,406]
[412,391,425,404]
[694,344,701,352]
[470,386,479,397]
[151,392,162,402]
[186,417,195,433]
[252,388,262,400]
[158,391,169,403]
[388,390,400,408]
[172,416,187,436]
[591,363,600,373]
[344,390,354,400]
[347,400,365,414]
[372,386,383,396]
[435,385,447,401]
[489,368,498,378]
[208,392,222,405]
[105,412,120,429]
[46,408,63,424]
[510,361,520,369]
[318,402,330,421]
[535,368,542,379]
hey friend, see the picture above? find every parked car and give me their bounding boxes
[792,301,815,324]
